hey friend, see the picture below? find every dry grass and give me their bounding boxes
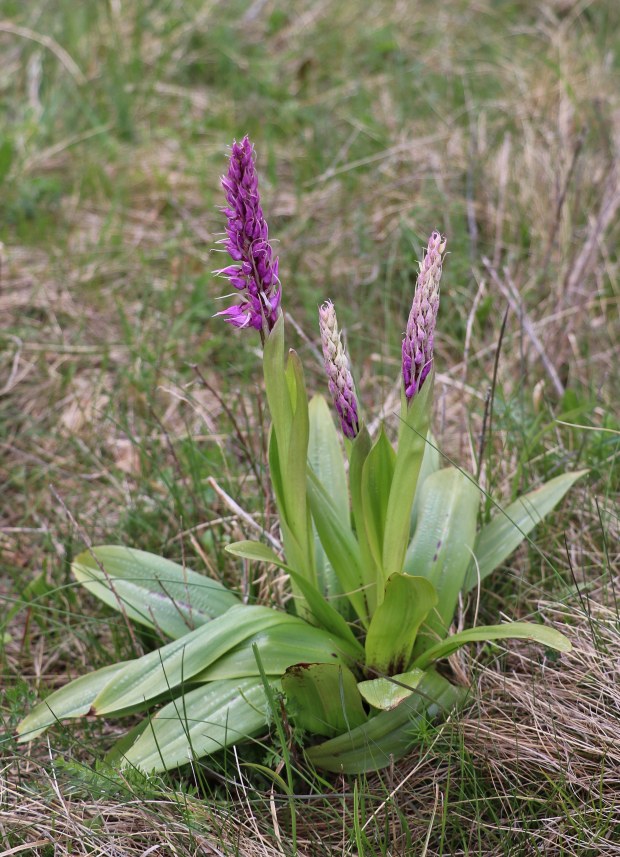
[3,601,619,856]
[1,0,619,854]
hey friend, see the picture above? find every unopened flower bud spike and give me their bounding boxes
[319,300,360,440]
[402,230,446,404]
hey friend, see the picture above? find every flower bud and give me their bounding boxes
[319,301,360,439]
[402,231,446,403]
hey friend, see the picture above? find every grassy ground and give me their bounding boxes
[1,0,619,854]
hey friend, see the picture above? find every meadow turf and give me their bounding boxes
[1,1,619,855]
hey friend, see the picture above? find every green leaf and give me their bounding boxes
[348,426,377,615]
[120,678,277,773]
[72,546,239,639]
[357,668,424,710]
[264,327,316,618]
[307,469,368,626]
[92,605,303,715]
[364,574,437,674]
[268,429,314,621]
[413,621,572,670]
[361,425,396,574]
[282,663,367,738]
[308,394,349,605]
[284,350,313,568]
[263,312,292,458]
[267,425,286,509]
[410,432,440,536]
[382,377,433,587]
[16,662,130,742]
[308,395,348,518]
[195,622,356,681]
[404,467,479,653]
[306,668,465,773]
[463,470,588,592]
[225,541,363,654]
[225,540,291,568]
[104,720,150,766]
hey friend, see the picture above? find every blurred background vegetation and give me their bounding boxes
[1,1,618,854]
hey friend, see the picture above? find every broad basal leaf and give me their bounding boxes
[306,668,465,773]
[195,622,359,681]
[382,378,433,587]
[92,605,303,715]
[413,621,572,670]
[104,720,150,766]
[463,470,588,592]
[120,677,277,773]
[17,662,130,742]
[410,432,440,536]
[364,574,437,674]
[405,467,479,654]
[72,546,239,639]
[282,662,367,738]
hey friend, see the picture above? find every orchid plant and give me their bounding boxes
[18,137,585,775]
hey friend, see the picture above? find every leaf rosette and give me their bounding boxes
[17,141,582,777]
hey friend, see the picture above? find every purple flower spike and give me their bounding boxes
[214,136,280,337]
[402,231,446,403]
[319,301,360,439]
